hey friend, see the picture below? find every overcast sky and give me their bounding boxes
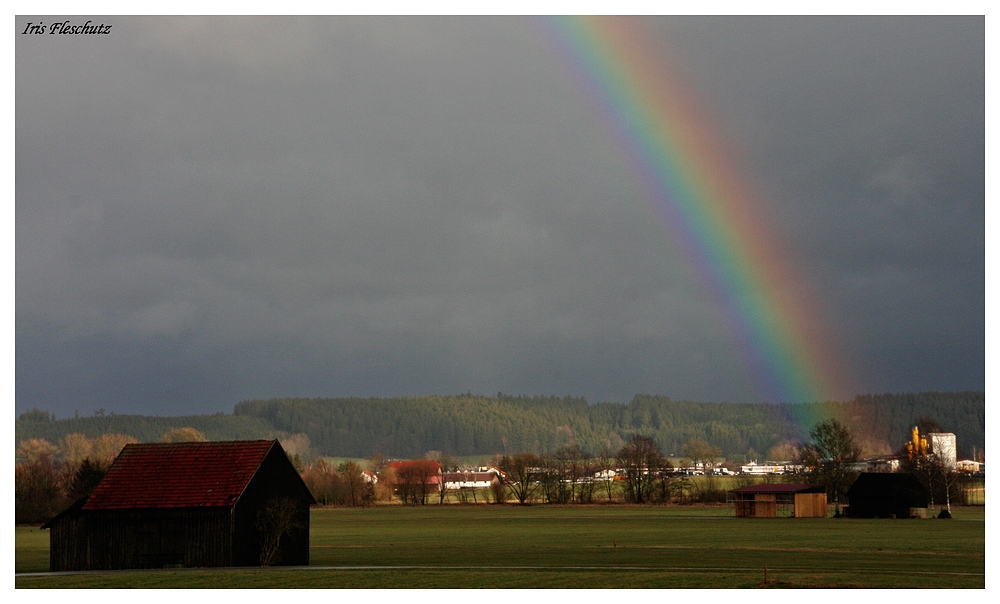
[15,16,984,418]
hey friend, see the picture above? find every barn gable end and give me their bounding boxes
[232,442,314,566]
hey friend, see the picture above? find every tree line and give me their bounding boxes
[17,419,978,521]
[17,391,984,461]
[229,391,984,459]
[15,409,275,445]
[295,434,732,508]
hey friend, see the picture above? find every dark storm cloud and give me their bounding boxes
[16,16,984,417]
[649,16,984,394]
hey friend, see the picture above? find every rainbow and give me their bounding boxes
[546,17,851,403]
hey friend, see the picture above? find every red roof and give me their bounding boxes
[729,483,825,494]
[84,440,277,510]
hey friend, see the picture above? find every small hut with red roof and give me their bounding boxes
[43,440,315,571]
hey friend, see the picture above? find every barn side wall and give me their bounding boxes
[49,511,87,572]
[50,508,233,571]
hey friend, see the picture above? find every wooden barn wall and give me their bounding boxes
[53,508,233,571]
[49,512,87,572]
[753,493,777,517]
[793,492,827,518]
[232,446,313,566]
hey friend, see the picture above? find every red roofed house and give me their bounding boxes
[42,440,315,571]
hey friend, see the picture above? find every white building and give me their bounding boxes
[928,433,957,470]
[442,468,501,490]
[740,461,785,475]
[740,461,803,475]
[956,459,980,473]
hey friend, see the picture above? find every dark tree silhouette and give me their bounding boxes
[68,457,106,500]
[616,434,665,504]
[798,419,862,517]
[500,453,542,504]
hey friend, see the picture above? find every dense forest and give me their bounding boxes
[14,410,275,444]
[16,391,984,460]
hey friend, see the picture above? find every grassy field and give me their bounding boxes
[16,504,984,588]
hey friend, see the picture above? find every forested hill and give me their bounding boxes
[232,392,983,459]
[17,392,983,460]
[15,411,275,445]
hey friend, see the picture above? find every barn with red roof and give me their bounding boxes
[43,440,315,571]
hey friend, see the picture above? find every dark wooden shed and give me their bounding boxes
[43,440,315,571]
[845,473,928,518]
[728,483,827,518]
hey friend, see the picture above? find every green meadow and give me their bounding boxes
[16,504,984,588]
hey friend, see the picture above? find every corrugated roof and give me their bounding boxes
[83,440,276,510]
[729,483,825,494]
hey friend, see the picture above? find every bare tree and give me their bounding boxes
[540,455,571,504]
[413,460,440,505]
[426,450,457,473]
[487,474,507,504]
[302,458,338,505]
[798,419,862,517]
[901,443,951,517]
[905,450,941,517]
[575,455,597,504]
[557,445,582,502]
[393,460,440,505]
[340,461,373,507]
[373,464,397,503]
[616,435,665,504]
[89,433,138,468]
[159,427,208,442]
[595,443,617,503]
[682,437,722,474]
[500,453,541,504]
[900,422,959,518]
[59,433,95,467]
[653,465,681,504]
[766,442,800,463]
[683,437,725,502]
[938,462,959,517]
[255,497,304,566]
[16,438,59,465]
[15,451,68,524]
[367,453,390,475]
[394,463,419,505]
